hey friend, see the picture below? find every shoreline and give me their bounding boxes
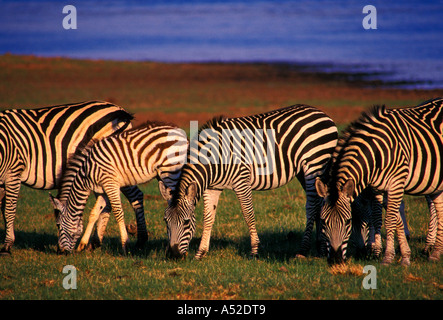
[6,53,442,90]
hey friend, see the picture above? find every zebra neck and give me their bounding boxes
[180,162,211,202]
[64,186,91,218]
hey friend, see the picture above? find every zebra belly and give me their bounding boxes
[21,168,57,189]
[404,162,443,195]
[92,168,156,192]
[249,169,296,191]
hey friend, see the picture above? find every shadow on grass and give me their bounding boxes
[0,230,58,254]
[4,227,434,264]
[2,228,322,261]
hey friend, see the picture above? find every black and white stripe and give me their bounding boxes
[50,122,188,253]
[160,104,338,258]
[350,188,415,259]
[0,101,136,254]
[316,98,443,265]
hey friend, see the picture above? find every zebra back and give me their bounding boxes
[179,104,338,200]
[58,121,188,203]
[0,100,133,189]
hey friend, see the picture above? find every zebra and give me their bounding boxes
[0,100,148,254]
[160,104,338,259]
[315,98,443,265]
[49,121,188,254]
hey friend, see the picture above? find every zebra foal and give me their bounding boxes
[0,101,147,254]
[316,98,443,265]
[160,104,338,259]
[50,122,188,254]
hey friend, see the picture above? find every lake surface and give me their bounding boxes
[1,0,442,88]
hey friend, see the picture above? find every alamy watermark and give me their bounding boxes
[62,5,77,30]
[362,5,377,30]
[362,265,377,289]
[166,121,276,175]
[62,265,77,289]
[63,4,377,31]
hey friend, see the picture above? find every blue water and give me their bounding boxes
[1,0,442,88]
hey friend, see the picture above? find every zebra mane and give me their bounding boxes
[342,104,386,137]
[57,138,95,201]
[336,104,387,159]
[198,115,226,134]
[131,120,178,131]
[321,105,387,199]
[185,115,227,143]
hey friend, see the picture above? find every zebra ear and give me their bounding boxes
[186,182,198,202]
[49,193,64,211]
[158,181,173,201]
[315,177,328,198]
[342,179,355,199]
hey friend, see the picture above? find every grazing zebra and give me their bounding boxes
[160,105,338,259]
[0,101,147,254]
[315,98,443,265]
[50,122,188,254]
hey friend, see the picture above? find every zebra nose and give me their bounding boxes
[328,246,344,265]
[168,244,183,259]
[57,245,69,255]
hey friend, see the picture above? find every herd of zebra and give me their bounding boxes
[0,98,442,266]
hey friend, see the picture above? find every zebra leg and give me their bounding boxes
[195,189,222,260]
[429,192,443,262]
[90,194,111,249]
[399,200,410,239]
[77,194,107,252]
[103,182,129,255]
[233,184,260,258]
[1,178,21,255]
[121,186,148,248]
[371,193,383,258]
[383,191,411,266]
[424,196,437,255]
[298,194,322,257]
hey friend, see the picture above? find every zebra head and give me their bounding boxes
[159,180,197,259]
[316,178,355,264]
[49,194,83,254]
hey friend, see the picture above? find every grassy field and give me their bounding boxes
[0,54,442,300]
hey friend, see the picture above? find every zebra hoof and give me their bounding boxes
[429,251,440,262]
[249,253,259,260]
[401,258,411,267]
[77,243,87,252]
[194,250,207,260]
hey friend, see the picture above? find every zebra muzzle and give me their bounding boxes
[328,247,345,265]
[167,244,187,259]
[56,245,70,255]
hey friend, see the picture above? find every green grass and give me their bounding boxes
[1,180,441,300]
